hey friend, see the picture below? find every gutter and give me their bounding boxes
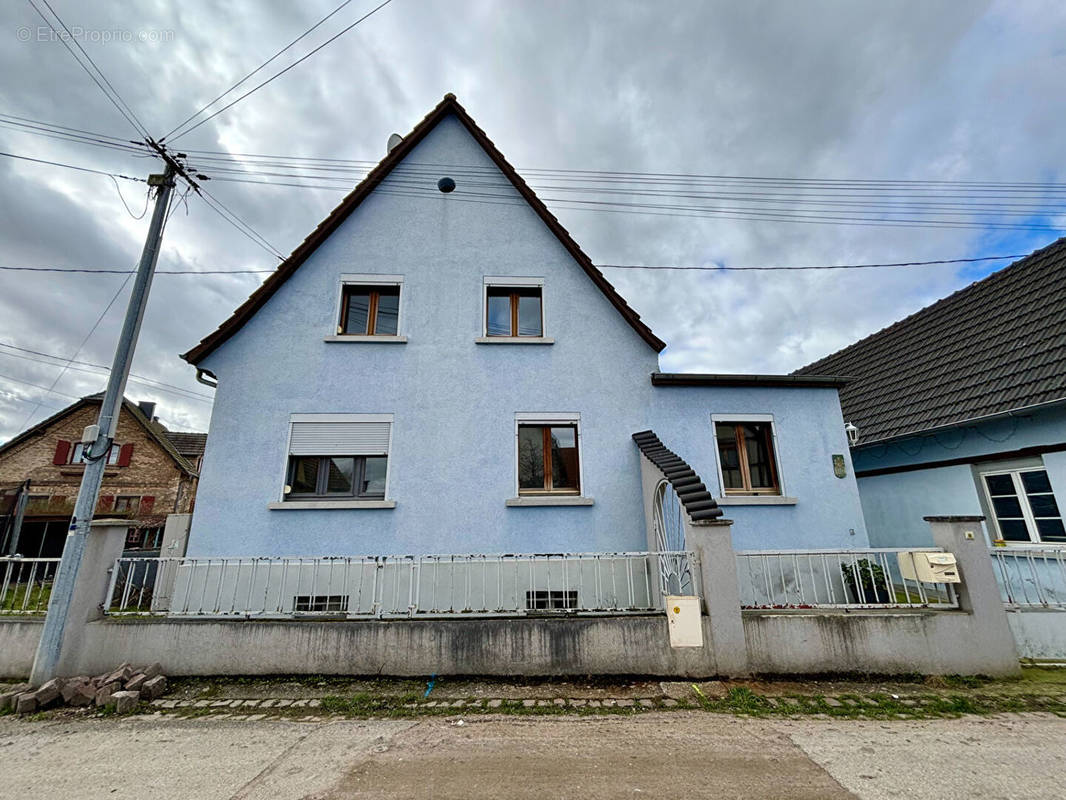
[195,368,218,388]
[651,372,849,389]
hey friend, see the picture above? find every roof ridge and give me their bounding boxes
[794,236,1066,376]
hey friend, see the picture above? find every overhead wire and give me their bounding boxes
[167,0,395,143]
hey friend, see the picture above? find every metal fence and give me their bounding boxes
[990,547,1066,608]
[0,557,59,615]
[105,551,698,618]
[736,548,958,609]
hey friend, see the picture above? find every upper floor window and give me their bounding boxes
[282,414,392,502]
[982,468,1064,544]
[517,423,580,495]
[54,440,128,466]
[714,418,781,496]
[340,285,400,336]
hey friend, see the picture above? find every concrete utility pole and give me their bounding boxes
[30,162,177,684]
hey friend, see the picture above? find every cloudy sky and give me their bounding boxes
[1,0,1064,441]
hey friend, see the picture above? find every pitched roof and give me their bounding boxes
[632,430,722,521]
[183,94,665,364]
[0,394,201,476]
[793,237,1066,444]
[163,431,207,458]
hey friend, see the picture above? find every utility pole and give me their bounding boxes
[30,162,177,684]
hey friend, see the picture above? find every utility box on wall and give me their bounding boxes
[666,595,703,648]
[898,551,961,584]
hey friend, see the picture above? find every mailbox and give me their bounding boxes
[897,552,961,584]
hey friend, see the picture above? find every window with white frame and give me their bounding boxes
[712,414,782,496]
[484,277,544,338]
[981,467,1065,544]
[335,275,403,336]
[283,414,392,501]
[515,413,581,495]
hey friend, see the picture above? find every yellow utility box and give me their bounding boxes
[665,595,703,648]
[897,552,961,584]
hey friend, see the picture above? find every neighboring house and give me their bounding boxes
[181,94,867,558]
[795,238,1066,548]
[0,396,205,557]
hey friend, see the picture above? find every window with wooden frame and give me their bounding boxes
[517,424,580,495]
[486,286,543,337]
[338,284,400,336]
[714,420,781,496]
[56,441,127,466]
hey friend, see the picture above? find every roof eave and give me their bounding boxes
[651,372,849,389]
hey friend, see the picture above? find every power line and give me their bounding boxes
[0,265,272,274]
[167,0,396,143]
[164,0,362,141]
[27,0,151,140]
[0,371,82,402]
[597,254,1029,271]
[0,150,145,181]
[196,188,286,260]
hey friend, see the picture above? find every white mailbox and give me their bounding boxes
[665,595,703,648]
[897,552,961,584]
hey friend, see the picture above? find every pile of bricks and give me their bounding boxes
[0,662,167,715]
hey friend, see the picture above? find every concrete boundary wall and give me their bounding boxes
[0,619,42,678]
[1006,608,1066,660]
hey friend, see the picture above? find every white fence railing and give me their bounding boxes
[105,551,698,618]
[736,548,959,609]
[0,557,59,615]
[990,547,1066,609]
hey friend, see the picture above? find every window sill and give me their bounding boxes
[324,335,407,344]
[268,500,396,510]
[506,496,594,507]
[716,495,797,506]
[475,337,554,345]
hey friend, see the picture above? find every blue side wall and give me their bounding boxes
[188,113,868,557]
[854,405,1066,546]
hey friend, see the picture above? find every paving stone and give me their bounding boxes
[64,681,96,707]
[762,698,778,708]
[424,701,438,707]
[275,699,293,707]
[94,686,116,708]
[536,700,549,707]
[449,700,464,708]
[568,699,586,707]
[246,714,266,721]
[230,715,247,721]
[466,700,482,707]
[488,699,502,708]
[307,699,321,708]
[292,699,308,708]
[194,700,212,708]
[142,663,163,680]
[587,700,601,708]
[662,699,678,707]
[157,699,179,708]
[602,699,617,707]
[212,714,231,720]
[902,699,918,707]
[141,676,168,702]
[0,684,32,711]
[552,698,566,706]
[15,693,37,715]
[174,700,194,708]
[616,699,634,707]
[112,691,140,714]
[125,674,147,693]
[210,700,231,707]
[638,699,654,707]
[522,699,536,707]
[259,699,276,708]
[242,699,260,707]
[403,703,418,709]
[782,697,802,707]
[824,697,843,707]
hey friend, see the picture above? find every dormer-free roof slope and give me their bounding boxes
[182,94,665,364]
[794,237,1066,444]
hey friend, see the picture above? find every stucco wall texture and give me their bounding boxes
[855,405,1066,547]
[188,114,867,558]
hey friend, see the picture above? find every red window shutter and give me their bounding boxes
[140,496,155,514]
[53,440,71,465]
[98,495,115,512]
[117,443,134,467]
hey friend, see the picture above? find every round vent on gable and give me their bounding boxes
[437,177,456,193]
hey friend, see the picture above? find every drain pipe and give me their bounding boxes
[195,368,218,388]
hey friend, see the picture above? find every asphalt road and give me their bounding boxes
[0,712,1062,799]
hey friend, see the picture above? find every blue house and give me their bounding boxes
[795,239,1066,548]
[182,95,867,559]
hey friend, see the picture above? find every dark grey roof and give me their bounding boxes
[652,372,847,389]
[164,431,207,458]
[794,237,1066,444]
[632,430,723,521]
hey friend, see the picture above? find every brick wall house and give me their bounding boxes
[0,396,205,557]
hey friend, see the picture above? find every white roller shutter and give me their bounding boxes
[289,421,391,456]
